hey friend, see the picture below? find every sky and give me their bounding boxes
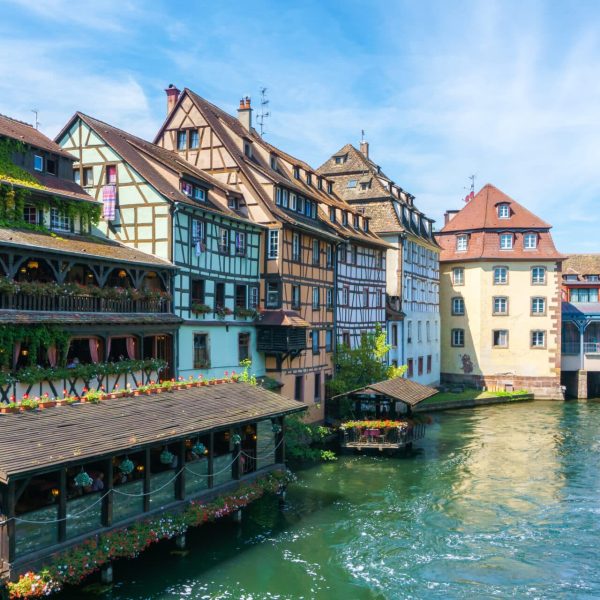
[0,0,598,252]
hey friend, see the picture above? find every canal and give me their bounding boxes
[57,400,600,599]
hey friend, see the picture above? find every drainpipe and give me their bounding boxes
[170,203,182,380]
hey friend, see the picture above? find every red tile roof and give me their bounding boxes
[0,114,73,158]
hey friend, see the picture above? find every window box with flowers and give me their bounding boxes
[234,307,258,319]
[191,303,211,316]
[215,306,233,319]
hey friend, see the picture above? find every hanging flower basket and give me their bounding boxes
[119,458,134,475]
[160,449,175,465]
[231,434,242,446]
[192,442,206,456]
[272,424,282,434]
[74,471,93,488]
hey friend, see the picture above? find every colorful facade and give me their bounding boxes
[56,113,265,381]
[318,141,440,385]
[436,184,564,398]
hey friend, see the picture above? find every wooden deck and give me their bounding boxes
[340,423,427,451]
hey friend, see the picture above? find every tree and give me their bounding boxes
[327,323,406,398]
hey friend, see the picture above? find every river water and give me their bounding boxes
[58,400,600,599]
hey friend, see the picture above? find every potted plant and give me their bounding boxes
[0,402,17,414]
[83,389,103,404]
[191,302,211,316]
[38,394,56,409]
[162,379,175,392]
[234,307,258,319]
[215,306,233,319]
[20,398,39,411]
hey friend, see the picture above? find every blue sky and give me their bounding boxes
[1,0,599,252]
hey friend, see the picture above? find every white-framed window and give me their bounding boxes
[312,239,320,265]
[290,193,297,211]
[456,235,468,252]
[193,333,210,368]
[347,179,357,188]
[181,181,193,196]
[363,288,369,307]
[451,328,464,347]
[493,296,508,315]
[524,233,538,249]
[340,286,349,306]
[500,233,513,249]
[531,330,546,348]
[292,232,301,261]
[249,287,259,308]
[452,297,465,315]
[531,297,546,315]
[83,167,94,187]
[282,189,288,208]
[177,131,187,151]
[34,155,43,172]
[334,155,346,164]
[312,287,320,309]
[268,230,279,259]
[407,321,412,343]
[326,288,333,309]
[193,187,206,201]
[218,227,229,254]
[494,266,508,285]
[291,285,301,309]
[493,330,509,347]
[426,321,431,341]
[189,130,199,149]
[452,267,464,285]
[275,187,282,205]
[266,281,280,308]
[235,231,246,256]
[191,219,205,243]
[532,267,546,285]
[497,203,510,219]
[50,208,70,232]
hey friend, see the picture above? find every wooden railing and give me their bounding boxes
[0,292,171,314]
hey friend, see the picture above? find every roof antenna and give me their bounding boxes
[31,109,40,130]
[256,87,270,137]
[463,174,475,202]
[361,129,365,142]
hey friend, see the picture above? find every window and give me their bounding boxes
[191,279,205,304]
[407,321,412,343]
[426,321,431,342]
[326,243,333,267]
[181,181,193,196]
[325,329,333,352]
[73,169,80,184]
[363,219,369,232]
[327,182,333,194]
[340,286,349,306]
[83,167,94,187]
[306,173,312,186]
[353,214,360,229]
[452,267,464,285]
[334,155,346,164]
[294,375,303,401]
[22,205,39,225]
[292,233,301,261]
[417,321,422,342]
[282,189,288,208]
[293,166,300,179]
[191,219,206,244]
[249,287,259,308]
[531,297,546,315]
[214,282,225,310]
[326,288,333,309]
[571,288,599,303]
[498,203,510,219]
[452,297,465,315]
[238,333,250,362]
[362,288,369,307]
[407,359,414,378]
[342,332,351,347]
[291,285,301,309]
[177,131,187,150]
[317,177,323,190]
[275,188,282,205]
[218,227,229,254]
[106,165,117,184]
[314,372,321,400]
[266,281,280,308]
[193,334,209,368]
[418,357,423,376]
[312,239,320,265]
[532,267,546,285]
[193,187,206,201]
[531,330,546,348]
[342,211,349,226]
[268,230,279,259]
[297,196,305,214]
[347,180,357,188]
[312,287,320,309]
[270,155,277,170]
[494,266,508,285]
[493,330,509,347]
[360,181,370,191]
[305,199,312,217]
[235,231,246,256]
[493,297,508,315]
[34,155,43,172]
[50,208,70,232]
[235,284,247,308]
[585,275,600,282]
[391,324,398,347]
[312,330,319,354]
[290,193,297,211]
[339,244,347,263]
[352,245,358,265]
[46,158,57,176]
[524,233,538,249]
[451,329,464,347]
[427,355,432,374]
[500,233,513,249]
[189,130,199,149]
[456,235,468,252]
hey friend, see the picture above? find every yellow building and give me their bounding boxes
[436,184,565,398]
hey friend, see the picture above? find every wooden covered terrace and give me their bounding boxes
[0,382,304,578]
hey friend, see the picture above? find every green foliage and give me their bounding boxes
[284,413,335,462]
[0,138,45,189]
[327,323,407,398]
[0,325,70,370]
[238,358,257,385]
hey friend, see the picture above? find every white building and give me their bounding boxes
[318,141,440,385]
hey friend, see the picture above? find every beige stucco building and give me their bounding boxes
[436,184,565,399]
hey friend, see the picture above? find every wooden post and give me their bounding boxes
[208,432,214,489]
[102,458,113,527]
[176,440,185,501]
[233,428,242,481]
[143,448,151,513]
[275,417,285,464]
[6,481,15,564]
[58,469,67,542]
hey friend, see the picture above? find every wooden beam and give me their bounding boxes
[6,481,15,564]
[58,469,66,542]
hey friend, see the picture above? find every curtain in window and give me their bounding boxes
[12,341,20,368]
[47,345,57,368]
[89,338,99,363]
[126,337,136,360]
[106,337,112,361]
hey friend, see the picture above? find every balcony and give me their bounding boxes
[256,327,307,353]
[585,342,600,354]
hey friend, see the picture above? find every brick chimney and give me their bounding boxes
[165,84,180,115]
[360,140,369,159]
[237,96,252,131]
[444,209,459,225]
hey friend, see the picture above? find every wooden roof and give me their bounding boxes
[0,311,182,326]
[0,382,305,482]
[332,376,438,407]
[0,114,74,158]
[256,309,311,327]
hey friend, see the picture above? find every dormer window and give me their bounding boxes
[585,274,599,282]
[306,173,312,186]
[293,166,300,179]
[334,155,347,164]
[181,182,193,197]
[353,214,360,229]
[46,157,57,176]
[360,181,370,191]
[500,233,513,249]
[347,179,357,189]
[363,219,369,232]
[317,177,323,190]
[244,141,252,158]
[34,155,43,172]
[524,232,538,249]
[498,203,510,219]
[194,187,206,201]
[177,131,187,151]
[456,235,468,252]
[228,196,240,211]
[329,206,336,223]
[327,182,333,194]
[342,211,349,226]
[270,154,277,170]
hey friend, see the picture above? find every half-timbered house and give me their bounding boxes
[56,113,265,381]
[0,114,178,402]
[153,87,387,419]
[318,141,441,385]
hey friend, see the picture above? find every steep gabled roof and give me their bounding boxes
[0,114,73,158]
[439,184,552,232]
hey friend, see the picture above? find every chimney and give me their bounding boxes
[165,84,180,115]
[360,140,369,159]
[238,96,252,131]
[444,209,459,225]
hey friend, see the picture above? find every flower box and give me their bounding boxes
[0,405,17,414]
[38,401,57,410]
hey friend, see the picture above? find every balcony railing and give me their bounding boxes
[561,341,600,355]
[585,342,600,354]
[0,292,171,314]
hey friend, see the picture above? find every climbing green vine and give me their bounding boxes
[0,138,44,189]
[0,325,70,369]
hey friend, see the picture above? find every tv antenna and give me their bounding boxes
[256,87,270,137]
[463,174,476,202]
[31,109,40,130]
